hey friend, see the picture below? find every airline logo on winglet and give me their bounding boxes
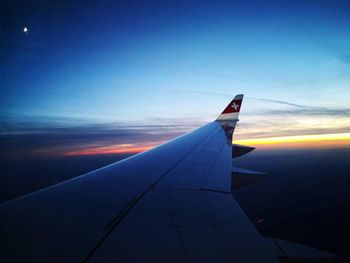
[221,98,242,114]
[216,94,244,122]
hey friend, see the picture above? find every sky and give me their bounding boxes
[1,0,350,156]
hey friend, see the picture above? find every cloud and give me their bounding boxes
[234,96,350,140]
[248,97,350,117]
[265,107,350,117]
[0,118,197,158]
[248,97,309,109]
[2,94,350,158]
[235,123,350,139]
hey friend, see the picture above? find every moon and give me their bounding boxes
[23,27,28,33]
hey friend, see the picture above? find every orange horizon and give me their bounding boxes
[56,132,350,157]
[63,145,155,156]
[235,132,350,149]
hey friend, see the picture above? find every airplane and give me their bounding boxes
[0,94,339,262]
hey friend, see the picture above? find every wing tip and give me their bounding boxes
[216,94,244,122]
[234,94,244,101]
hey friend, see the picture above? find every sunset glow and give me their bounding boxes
[63,144,156,156]
[235,133,350,149]
[49,132,350,157]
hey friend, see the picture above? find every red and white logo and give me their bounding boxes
[221,99,242,114]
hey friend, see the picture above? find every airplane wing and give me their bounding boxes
[0,95,338,262]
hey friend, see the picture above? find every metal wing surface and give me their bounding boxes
[0,95,338,262]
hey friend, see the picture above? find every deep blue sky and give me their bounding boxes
[1,0,350,155]
[2,3,350,257]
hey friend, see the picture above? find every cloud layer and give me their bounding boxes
[0,118,196,157]
[1,96,349,157]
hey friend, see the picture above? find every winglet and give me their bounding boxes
[216,94,244,122]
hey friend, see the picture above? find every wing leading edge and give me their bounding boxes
[0,95,339,262]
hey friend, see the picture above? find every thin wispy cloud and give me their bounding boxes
[0,117,195,157]
[247,97,350,117]
[235,123,350,139]
[265,108,350,117]
[248,97,309,109]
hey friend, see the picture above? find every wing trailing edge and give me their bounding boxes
[231,166,266,190]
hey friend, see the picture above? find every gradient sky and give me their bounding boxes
[1,0,350,156]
